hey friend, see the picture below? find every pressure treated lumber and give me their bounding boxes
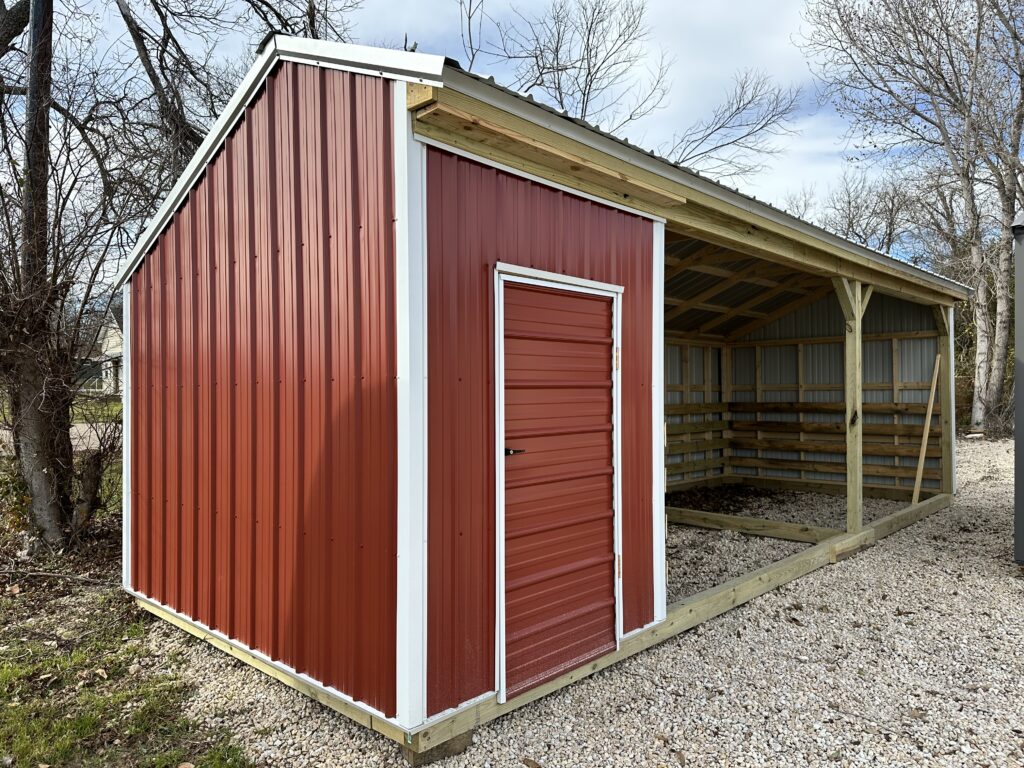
[912,354,942,504]
[666,506,842,543]
[870,494,951,539]
[834,277,867,532]
[727,455,939,480]
[408,539,837,752]
[411,87,963,306]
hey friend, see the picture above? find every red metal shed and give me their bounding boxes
[118,33,966,764]
[117,36,664,748]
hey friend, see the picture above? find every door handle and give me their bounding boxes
[504,447,527,456]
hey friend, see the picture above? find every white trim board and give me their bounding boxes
[392,88,430,730]
[121,280,132,589]
[651,221,667,622]
[113,36,444,290]
[493,263,624,704]
[415,135,664,224]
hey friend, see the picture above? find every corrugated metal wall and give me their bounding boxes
[129,62,398,716]
[665,292,942,491]
[426,148,654,715]
[665,342,725,486]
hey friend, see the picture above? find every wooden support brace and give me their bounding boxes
[912,353,941,504]
[667,506,842,543]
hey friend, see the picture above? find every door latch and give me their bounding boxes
[504,447,527,456]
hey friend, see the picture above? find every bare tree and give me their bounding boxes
[458,0,670,133]
[457,0,486,70]
[0,0,362,547]
[818,169,913,255]
[662,69,801,180]
[241,0,362,41]
[801,0,1024,432]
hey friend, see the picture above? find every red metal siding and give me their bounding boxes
[129,62,398,716]
[502,282,617,698]
[426,148,654,715]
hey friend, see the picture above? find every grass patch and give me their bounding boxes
[1,580,248,767]
[71,397,123,424]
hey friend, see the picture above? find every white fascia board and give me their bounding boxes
[113,36,445,290]
[439,68,970,302]
[274,37,445,86]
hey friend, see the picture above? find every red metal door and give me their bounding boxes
[501,278,617,700]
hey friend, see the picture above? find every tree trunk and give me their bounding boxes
[968,247,991,432]
[985,225,1013,417]
[19,0,60,544]
[16,361,65,544]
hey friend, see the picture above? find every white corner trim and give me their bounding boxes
[651,221,666,622]
[393,87,430,730]
[114,35,445,290]
[415,135,664,224]
[121,281,132,590]
[945,305,957,494]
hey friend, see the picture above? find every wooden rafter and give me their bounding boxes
[664,296,767,319]
[725,283,834,340]
[664,262,778,323]
[698,275,819,334]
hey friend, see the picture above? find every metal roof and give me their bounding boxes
[441,62,970,300]
[116,35,969,300]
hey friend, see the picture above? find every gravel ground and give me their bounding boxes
[666,489,903,602]
[153,438,1024,767]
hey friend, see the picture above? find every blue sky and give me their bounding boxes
[347,0,856,208]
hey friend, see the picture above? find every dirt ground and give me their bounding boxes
[2,438,1021,767]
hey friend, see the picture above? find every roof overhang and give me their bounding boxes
[425,66,969,305]
[115,36,968,306]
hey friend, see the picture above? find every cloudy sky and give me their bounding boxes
[346,0,856,209]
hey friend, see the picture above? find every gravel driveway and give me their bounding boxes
[149,438,1023,767]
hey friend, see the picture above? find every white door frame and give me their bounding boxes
[493,262,624,704]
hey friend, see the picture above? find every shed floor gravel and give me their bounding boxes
[149,438,1024,767]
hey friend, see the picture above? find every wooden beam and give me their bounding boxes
[730,437,941,458]
[699,277,820,334]
[729,420,940,438]
[727,455,939,480]
[664,296,767,319]
[912,353,942,504]
[663,243,726,282]
[870,493,951,539]
[664,261,771,323]
[834,278,864,533]
[726,284,834,340]
[666,506,842,543]
[733,474,919,501]
[411,90,964,305]
[933,305,954,493]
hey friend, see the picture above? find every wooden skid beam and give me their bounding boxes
[135,597,408,745]
[411,539,837,752]
[667,506,842,543]
[869,493,951,539]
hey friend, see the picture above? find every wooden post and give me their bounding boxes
[932,306,954,494]
[833,278,870,533]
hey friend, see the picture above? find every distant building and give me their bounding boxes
[77,298,123,397]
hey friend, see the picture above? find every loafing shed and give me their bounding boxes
[116,36,970,762]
